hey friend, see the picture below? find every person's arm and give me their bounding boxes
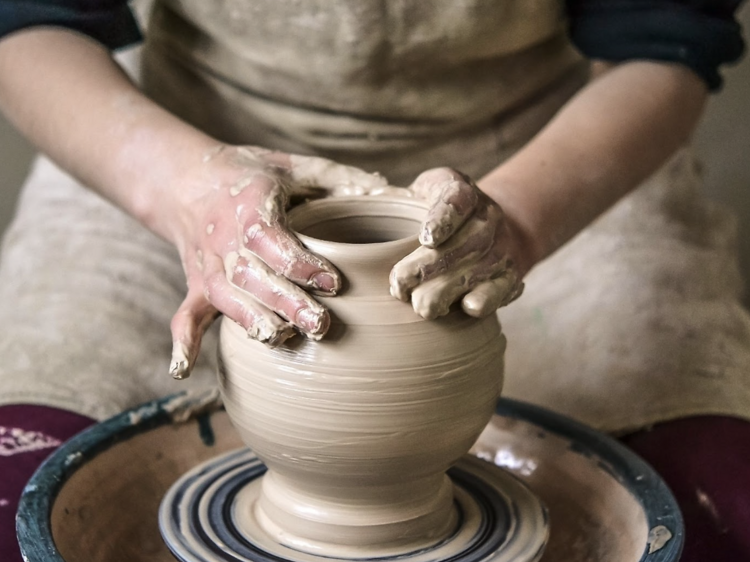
[0,29,214,238]
[480,60,707,272]
[0,28,391,378]
[389,61,707,317]
[492,0,745,270]
[391,1,745,317]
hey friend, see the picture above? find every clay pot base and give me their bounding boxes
[159,451,548,562]
[17,394,684,562]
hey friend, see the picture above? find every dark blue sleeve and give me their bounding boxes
[566,1,746,90]
[0,0,142,50]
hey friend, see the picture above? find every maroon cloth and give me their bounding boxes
[1,405,749,561]
[621,416,750,561]
[0,405,94,562]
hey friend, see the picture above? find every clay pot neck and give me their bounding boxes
[288,197,427,297]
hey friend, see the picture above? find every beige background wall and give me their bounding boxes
[2,5,750,297]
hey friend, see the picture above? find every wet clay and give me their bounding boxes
[218,197,506,555]
[471,418,649,561]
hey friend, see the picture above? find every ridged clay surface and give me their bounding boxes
[219,197,506,555]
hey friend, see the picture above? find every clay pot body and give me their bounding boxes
[218,197,506,556]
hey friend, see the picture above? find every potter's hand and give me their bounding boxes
[168,146,389,379]
[390,168,525,319]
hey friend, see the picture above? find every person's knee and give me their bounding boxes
[621,416,750,560]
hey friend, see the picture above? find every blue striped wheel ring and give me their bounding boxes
[159,451,548,562]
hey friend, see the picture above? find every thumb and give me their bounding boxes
[409,168,480,248]
[169,288,219,380]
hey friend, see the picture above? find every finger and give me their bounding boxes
[409,253,517,320]
[233,174,341,294]
[169,289,220,380]
[242,219,341,295]
[288,154,390,195]
[410,168,479,247]
[390,245,439,302]
[389,215,495,301]
[410,271,474,320]
[461,275,524,318]
[225,249,330,339]
[203,254,296,346]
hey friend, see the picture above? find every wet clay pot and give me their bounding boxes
[218,197,506,557]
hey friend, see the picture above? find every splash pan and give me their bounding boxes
[17,394,682,562]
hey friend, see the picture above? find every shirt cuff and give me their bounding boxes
[567,1,746,91]
[0,1,142,50]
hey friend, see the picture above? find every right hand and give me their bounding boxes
[165,146,391,379]
[390,168,526,319]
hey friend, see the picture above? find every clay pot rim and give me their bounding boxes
[288,196,429,251]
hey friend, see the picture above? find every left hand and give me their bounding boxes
[390,168,526,319]
[166,147,396,380]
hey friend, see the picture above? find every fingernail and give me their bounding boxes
[170,360,189,380]
[265,326,296,348]
[389,281,409,302]
[419,226,435,247]
[310,272,339,294]
[169,341,191,380]
[461,294,486,318]
[297,307,329,336]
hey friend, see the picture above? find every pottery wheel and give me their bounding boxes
[159,450,549,562]
[17,396,684,562]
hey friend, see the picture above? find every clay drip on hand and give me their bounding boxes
[218,197,506,556]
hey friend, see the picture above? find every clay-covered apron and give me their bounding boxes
[142,0,750,433]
